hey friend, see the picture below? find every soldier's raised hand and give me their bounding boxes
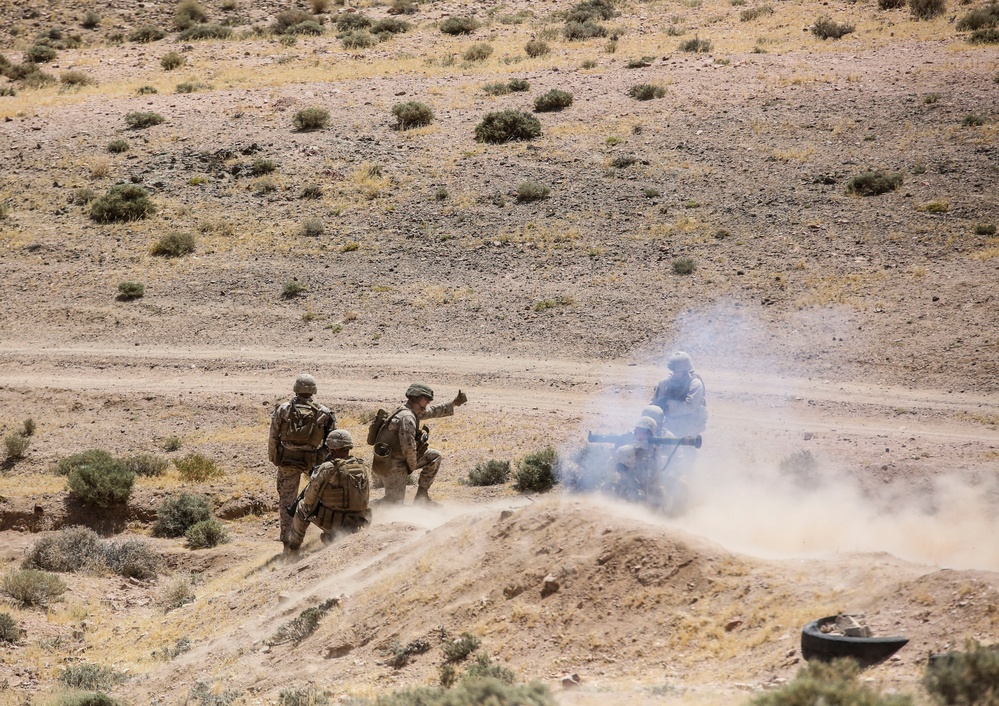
[453,390,468,407]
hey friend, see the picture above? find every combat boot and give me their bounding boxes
[413,487,440,508]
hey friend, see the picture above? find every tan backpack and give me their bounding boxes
[311,457,369,530]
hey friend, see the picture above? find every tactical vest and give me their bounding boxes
[653,373,707,410]
[309,457,370,531]
[374,406,410,457]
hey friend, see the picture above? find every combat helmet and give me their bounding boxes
[634,416,658,435]
[325,430,354,450]
[641,405,665,427]
[293,374,318,395]
[667,352,694,373]
[405,383,434,401]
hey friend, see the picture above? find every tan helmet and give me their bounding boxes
[325,430,354,450]
[634,416,658,435]
[641,405,665,427]
[293,374,318,395]
[667,352,694,373]
[405,383,434,401]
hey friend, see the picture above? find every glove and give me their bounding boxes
[453,390,468,407]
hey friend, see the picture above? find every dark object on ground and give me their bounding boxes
[801,615,908,668]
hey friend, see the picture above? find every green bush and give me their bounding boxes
[672,257,697,275]
[812,16,855,39]
[125,111,165,128]
[508,78,530,92]
[566,0,617,22]
[154,493,214,538]
[464,654,517,684]
[174,453,222,482]
[161,51,187,70]
[2,568,67,607]
[463,43,493,62]
[175,80,212,93]
[375,678,554,706]
[251,157,277,175]
[441,16,480,35]
[282,281,306,298]
[340,30,376,48]
[372,18,411,35]
[846,171,903,196]
[117,281,145,300]
[301,184,323,199]
[392,101,434,129]
[0,612,22,643]
[178,23,232,40]
[82,11,101,29]
[53,449,113,476]
[525,39,550,57]
[293,106,330,131]
[443,632,481,663]
[482,82,510,96]
[4,432,30,460]
[129,25,166,42]
[534,89,573,113]
[136,85,158,95]
[151,231,195,258]
[924,641,999,705]
[679,35,713,51]
[969,27,999,42]
[67,457,135,506]
[106,139,129,154]
[24,526,104,572]
[563,20,607,40]
[741,5,774,21]
[123,453,170,476]
[52,693,123,706]
[60,664,127,691]
[269,598,339,646]
[466,460,511,486]
[474,110,541,144]
[271,9,313,33]
[25,44,58,63]
[61,71,93,87]
[513,447,559,493]
[751,659,911,706]
[910,0,946,19]
[279,688,332,706]
[515,182,551,203]
[90,185,156,222]
[629,83,666,100]
[100,539,160,579]
[879,0,907,7]
[175,0,208,30]
[956,4,999,29]
[289,20,325,36]
[974,223,996,235]
[337,13,372,31]
[186,519,229,549]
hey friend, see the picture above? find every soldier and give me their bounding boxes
[651,352,707,438]
[372,383,467,506]
[286,430,370,554]
[640,404,665,435]
[610,417,661,503]
[268,374,336,552]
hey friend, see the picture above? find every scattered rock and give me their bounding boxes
[541,574,560,597]
[561,673,581,688]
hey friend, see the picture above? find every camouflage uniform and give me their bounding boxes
[651,353,707,438]
[268,376,336,546]
[610,439,661,504]
[287,445,371,551]
[373,401,455,503]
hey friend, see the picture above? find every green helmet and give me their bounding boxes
[405,383,434,401]
[325,430,354,450]
[634,416,658,435]
[667,352,694,373]
[293,374,318,395]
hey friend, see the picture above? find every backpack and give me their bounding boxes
[367,407,405,446]
[283,399,323,446]
[311,458,370,529]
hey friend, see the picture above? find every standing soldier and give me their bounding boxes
[268,374,336,552]
[286,430,370,555]
[371,383,467,506]
[651,352,707,438]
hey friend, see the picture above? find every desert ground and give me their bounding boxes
[1,0,998,703]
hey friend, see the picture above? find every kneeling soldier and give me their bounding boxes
[287,430,371,553]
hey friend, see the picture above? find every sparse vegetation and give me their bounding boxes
[974,223,996,235]
[177,23,233,40]
[475,111,542,144]
[672,257,697,275]
[879,0,907,7]
[280,688,332,706]
[533,295,574,311]
[741,5,774,21]
[516,182,551,203]
[51,693,123,706]
[54,449,115,476]
[272,9,317,34]
[440,16,480,35]
[846,171,903,196]
[387,638,432,668]
[372,18,411,36]
[4,432,30,461]
[82,11,101,29]
[268,598,339,646]
[442,632,481,663]
[60,70,93,87]
[380,679,554,706]
[67,455,135,506]
[629,83,666,100]
[163,435,183,452]
[25,44,58,63]
[963,114,987,126]
[301,184,323,199]
[153,493,214,538]
[174,0,208,30]
[392,101,434,129]
[161,51,187,70]
[508,78,530,92]
[812,16,855,39]
[909,0,946,19]
[0,613,21,644]
[136,85,158,95]
[513,447,559,493]
[162,576,196,611]
[341,30,376,49]
[525,39,550,57]
[125,111,165,129]
[300,217,325,237]
[483,81,510,96]
[534,89,573,113]
[176,80,212,93]
[563,20,608,40]
[60,664,127,692]
[151,231,196,258]
[463,43,494,62]
[174,453,222,482]
[293,107,330,133]
[283,281,307,298]
[751,659,911,706]
[779,449,819,486]
[101,540,159,579]
[123,453,170,476]
[186,519,229,549]
[116,281,145,300]
[24,527,103,572]
[466,460,511,486]
[106,139,129,154]
[129,25,167,43]
[969,27,999,42]
[923,640,999,706]
[2,568,67,607]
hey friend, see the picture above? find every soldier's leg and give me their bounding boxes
[415,449,442,490]
[379,461,409,504]
[287,504,311,551]
[276,466,304,545]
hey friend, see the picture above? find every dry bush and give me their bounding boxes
[392,101,434,129]
[25,44,58,63]
[879,0,907,7]
[283,281,306,298]
[515,182,551,203]
[117,280,145,301]
[508,78,530,92]
[969,28,999,42]
[0,613,21,644]
[923,641,999,706]
[442,632,481,663]
[185,519,229,549]
[513,447,559,493]
[440,16,480,35]
[525,39,550,57]
[336,13,373,31]
[463,43,493,61]
[60,664,127,691]
[161,51,186,70]
[90,185,156,222]
[124,453,170,476]
[751,659,911,706]
[2,569,66,607]
[82,10,101,29]
[280,688,332,706]
[176,80,212,93]
[301,184,323,199]
[174,0,208,30]
[272,9,315,34]
[106,138,129,154]
[534,89,573,112]
[53,694,123,706]
[300,217,324,237]
[846,171,903,196]
[474,111,541,143]
[129,25,166,42]
[957,4,999,29]
[741,5,774,21]
[151,231,195,258]
[100,539,160,579]
[466,460,511,486]
[268,598,339,646]
[372,18,411,36]
[812,16,855,39]
[340,30,376,48]
[629,83,666,100]
[672,257,697,275]
[377,679,553,706]
[66,457,135,506]
[153,493,213,538]
[24,527,104,572]
[566,0,618,22]
[483,81,509,96]
[125,111,165,128]
[910,0,946,19]
[60,70,93,87]
[388,0,418,15]
[3,432,30,460]
[173,453,222,481]
[293,107,329,131]
[679,35,713,51]
[310,0,332,12]
[563,20,607,40]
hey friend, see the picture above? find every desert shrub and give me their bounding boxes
[269,598,339,646]
[289,20,324,36]
[679,35,713,51]
[21,418,35,437]
[581,58,598,68]
[846,171,903,196]
[0,86,16,97]
[337,13,373,31]
[188,681,243,706]
[60,71,93,87]
[566,0,618,22]
[0,613,21,643]
[101,539,160,579]
[923,641,999,706]
[54,450,115,476]
[175,80,212,93]
[154,493,214,538]
[779,449,819,486]
[963,114,987,126]
[293,107,329,131]
[60,664,127,691]
[463,43,493,61]
[751,659,911,706]
[974,223,996,235]
[69,188,96,205]
[475,110,541,144]
[464,654,517,684]
[272,9,315,34]
[812,16,855,39]
[340,30,376,48]
[4,433,30,460]
[250,157,276,175]
[629,83,666,100]
[25,44,58,63]
[106,139,129,154]
[125,111,165,129]
[129,25,166,42]
[910,0,946,18]
[741,5,774,21]
[957,1,999,27]
[563,20,607,40]
[672,257,697,275]
[508,78,530,92]
[513,447,559,493]
[441,16,480,35]
[123,453,170,476]
[466,460,511,486]
[174,453,222,482]
[161,51,187,70]
[626,56,654,68]
[443,632,481,663]
[2,569,66,607]
[372,18,411,35]
[969,27,999,42]
[282,281,306,298]
[280,688,332,706]
[18,67,58,89]
[379,679,554,706]
[516,182,551,203]
[52,694,123,706]
[136,85,158,95]
[82,11,101,29]
[392,101,434,129]
[162,576,195,611]
[389,0,418,14]
[301,184,323,199]
[387,638,433,669]
[525,39,550,57]
[175,0,208,30]
[534,89,573,112]
[67,457,134,506]
[24,527,103,572]
[151,231,195,258]
[117,281,145,300]
[483,81,510,96]
[300,218,324,237]
[879,0,907,7]
[185,519,229,549]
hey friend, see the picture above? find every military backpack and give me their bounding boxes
[311,457,370,530]
[283,399,325,446]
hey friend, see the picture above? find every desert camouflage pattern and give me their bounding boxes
[373,402,453,502]
[287,456,371,550]
[268,396,336,468]
[651,372,707,437]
